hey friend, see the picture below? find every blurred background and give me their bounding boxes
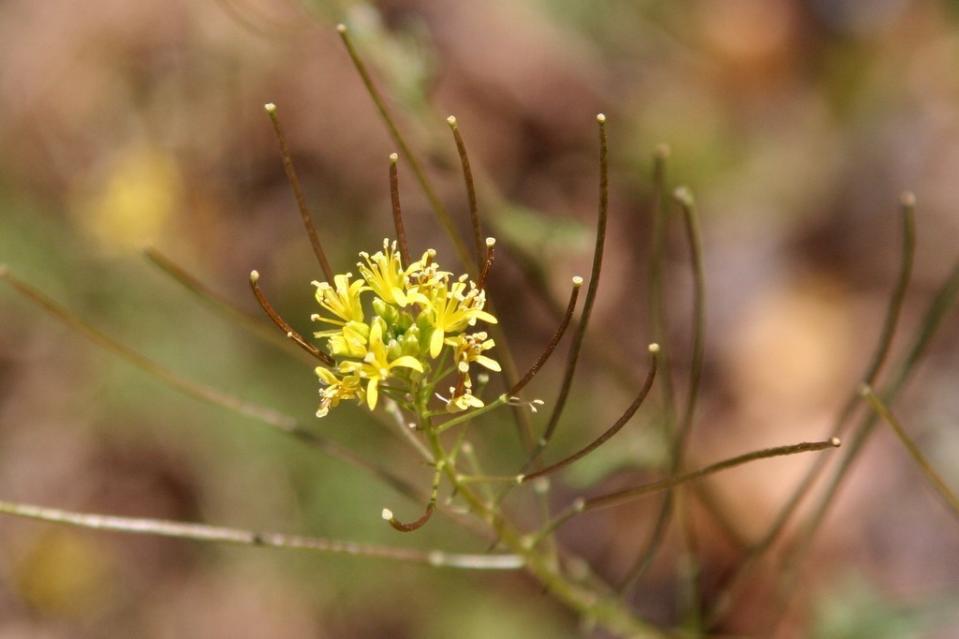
[1,0,958,637]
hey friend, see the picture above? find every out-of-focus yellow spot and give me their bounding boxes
[14,530,113,618]
[73,145,181,251]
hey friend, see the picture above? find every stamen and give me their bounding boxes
[249,270,334,366]
[263,103,334,282]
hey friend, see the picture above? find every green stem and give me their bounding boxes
[0,498,520,570]
[861,385,959,519]
[434,395,507,434]
[421,416,664,638]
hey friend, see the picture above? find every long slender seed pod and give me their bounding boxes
[388,153,411,266]
[0,498,522,570]
[552,439,840,533]
[446,115,485,267]
[521,345,659,483]
[383,461,445,533]
[510,277,583,395]
[530,114,609,465]
[263,103,334,282]
[249,270,334,366]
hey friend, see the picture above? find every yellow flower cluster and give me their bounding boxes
[312,239,499,418]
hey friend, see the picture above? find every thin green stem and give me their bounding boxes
[706,193,917,627]
[143,248,311,364]
[459,441,494,502]
[420,416,664,638]
[528,114,609,466]
[861,385,959,519]
[673,187,706,468]
[0,498,522,570]
[648,144,676,418]
[384,400,432,462]
[263,103,334,282]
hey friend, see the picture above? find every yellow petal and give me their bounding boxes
[474,310,498,324]
[366,379,379,410]
[391,356,424,373]
[316,368,339,384]
[430,328,445,358]
[476,356,502,372]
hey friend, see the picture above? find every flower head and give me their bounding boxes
[311,239,499,418]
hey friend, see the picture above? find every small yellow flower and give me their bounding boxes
[445,332,501,374]
[312,273,366,333]
[315,368,365,417]
[358,239,414,307]
[428,278,497,357]
[339,318,424,410]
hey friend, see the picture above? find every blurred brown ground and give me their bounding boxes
[1,0,958,637]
